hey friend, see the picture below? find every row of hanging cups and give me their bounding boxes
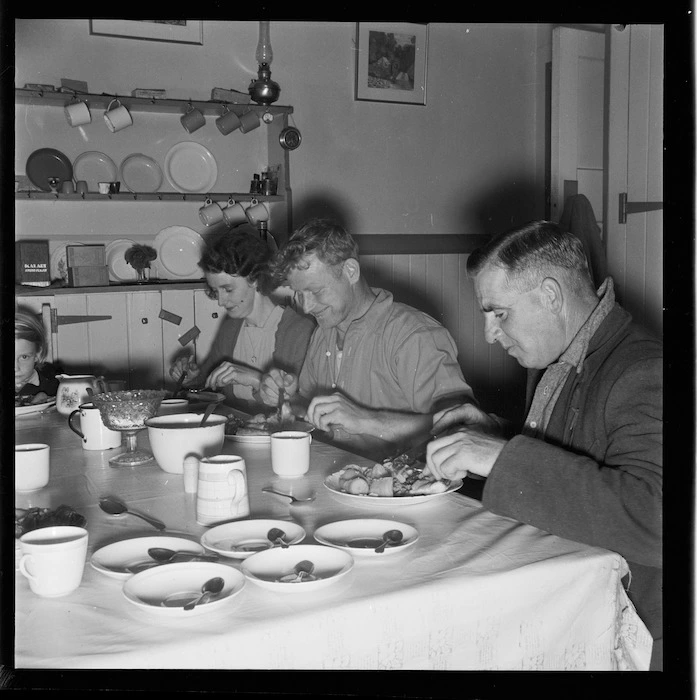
[65,97,133,133]
[199,196,269,227]
[182,102,261,135]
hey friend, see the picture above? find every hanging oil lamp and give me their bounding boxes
[249,21,281,106]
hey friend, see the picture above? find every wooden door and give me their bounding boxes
[551,26,606,232]
[606,24,663,336]
[160,289,196,391]
[193,289,224,365]
[126,291,164,389]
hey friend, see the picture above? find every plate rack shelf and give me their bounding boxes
[15,192,284,202]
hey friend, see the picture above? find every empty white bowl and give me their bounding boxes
[201,519,306,560]
[145,413,226,474]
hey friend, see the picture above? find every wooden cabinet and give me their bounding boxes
[16,287,222,390]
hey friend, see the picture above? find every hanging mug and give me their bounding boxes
[104,99,133,133]
[222,198,248,227]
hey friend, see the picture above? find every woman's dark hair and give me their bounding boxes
[199,229,275,295]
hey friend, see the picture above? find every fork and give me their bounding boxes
[261,487,315,504]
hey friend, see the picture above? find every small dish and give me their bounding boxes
[119,153,163,193]
[241,544,353,593]
[91,536,206,580]
[163,141,218,194]
[105,238,138,282]
[25,148,73,192]
[123,562,245,616]
[50,241,84,282]
[313,519,419,557]
[72,151,118,192]
[225,421,315,444]
[201,519,306,560]
[152,226,204,280]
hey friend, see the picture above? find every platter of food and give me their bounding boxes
[15,398,56,416]
[225,411,314,444]
[324,458,461,506]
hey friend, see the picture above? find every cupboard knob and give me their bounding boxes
[141,318,148,324]
[212,312,218,319]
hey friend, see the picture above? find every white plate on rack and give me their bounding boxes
[164,141,218,194]
[73,151,118,192]
[313,519,419,557]
[119,153,163,193]
[152,226,204,280]
[105,238,138,282]
[50,241,83,282]
[91,536,207,580]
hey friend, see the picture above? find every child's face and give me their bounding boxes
[15,339,39,388]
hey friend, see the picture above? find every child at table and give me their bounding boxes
[15,309,59,405]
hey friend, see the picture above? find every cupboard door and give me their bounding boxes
[127,292,164,389]
[160,290,196,388]
[83,293,130,379]
[193,289,223,364]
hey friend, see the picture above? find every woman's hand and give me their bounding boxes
[259,369,298,406]
[169,356,200,384]
[205,361,261,390]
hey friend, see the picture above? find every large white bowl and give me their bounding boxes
[145,413,226,474]
[201,519,306,560]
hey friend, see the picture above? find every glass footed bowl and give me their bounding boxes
[91,390,167,431]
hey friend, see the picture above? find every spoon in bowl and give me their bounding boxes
[374,529,404,554]
[267,527,290,549]
[98,496,166,531]
[148,547,218,563]
[183,576,225,611]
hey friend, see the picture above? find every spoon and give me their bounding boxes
[173,370,188,398]
[199,401,218,427]
[98,496,166,531]
[294,559,315,581]
[374,529,404,554]
[261,487,316,504]
[267,527,290,549]
[275,387,285,424]
[148,547,218,563]
[183,576,225,611]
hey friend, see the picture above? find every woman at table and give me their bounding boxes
[169,227,315,413]
[15,308,59,405]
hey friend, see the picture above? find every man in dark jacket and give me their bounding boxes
[424,221,662,670]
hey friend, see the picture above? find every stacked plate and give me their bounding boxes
[152,226,204,280]
[72,151,118,192]
[164,142,218,194]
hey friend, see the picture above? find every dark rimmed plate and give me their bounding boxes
[26,148,73,191]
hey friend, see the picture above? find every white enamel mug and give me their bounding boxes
[68,402,122,451]
[15,443,50,491]
[104,99,133,132]
[245,198,269,225]
[65,99,91,127]
[222,199,248,227]
[270,430,312,478]
[19,526,88,597]
[195,455,250,525]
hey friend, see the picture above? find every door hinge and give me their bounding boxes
[618,193,663,224]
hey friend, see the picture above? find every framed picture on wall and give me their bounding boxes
[355,22,428,105]
[90,20,204,45]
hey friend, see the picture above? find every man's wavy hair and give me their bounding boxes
[272,219,359,282]
[467,220,593,293]
[199,229,275,296]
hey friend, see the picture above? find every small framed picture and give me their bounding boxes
[354,22,428,105]
[90,20,203,45]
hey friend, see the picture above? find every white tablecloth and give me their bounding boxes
[14,411,652,670]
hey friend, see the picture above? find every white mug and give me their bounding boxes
[239,109,260,134]
[199,197,225,226]
[181,103,206,133]
[15,443,50,491]
[222,199,248,227]
[270,431,312,478]
[195,455,250,525]
[68,402,122,451]
[245,199,269,225]
[98,182,111,195]
[215,107,242,135]
[157,398,190,416]
[104,99,133,133]
[19,526,88,598]
[65,99,91,127]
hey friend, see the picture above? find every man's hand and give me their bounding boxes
[259,369,298,407]
[205,362,261,390]
[432,402,501,436]
[423,429,507,481]
[306,393,370,434]
[169,356,200,384]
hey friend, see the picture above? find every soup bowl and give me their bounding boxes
[145,413,226,474]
